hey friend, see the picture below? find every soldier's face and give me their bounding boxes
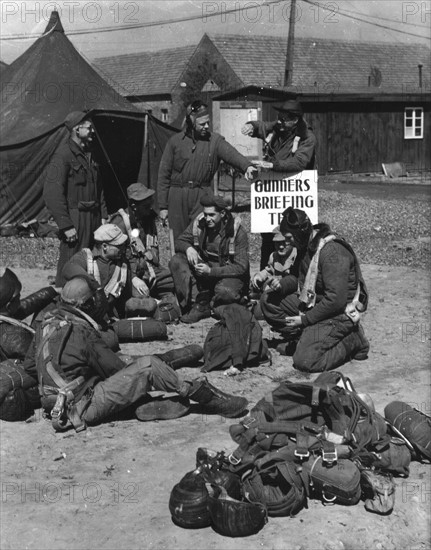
[130,198,153,218]
[194,115,210,138]
[274,239,290,257]
[77,122,95,147]
[103,242,127,261]
[277,113,299,133]
[203,206,223,230]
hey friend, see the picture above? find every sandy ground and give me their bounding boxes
[0,262,430,550]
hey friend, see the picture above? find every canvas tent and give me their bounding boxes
[0,11,177,226]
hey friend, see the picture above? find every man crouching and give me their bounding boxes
[36,277,248,432]
[169,193,249,324]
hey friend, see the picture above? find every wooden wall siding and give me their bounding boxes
[302,104,429,173]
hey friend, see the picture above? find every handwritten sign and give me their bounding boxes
[251,170,318,233]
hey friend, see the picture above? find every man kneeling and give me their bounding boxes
[36,277,248,432]
[260,207,370,372]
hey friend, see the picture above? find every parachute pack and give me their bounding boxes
[169,371,415,537]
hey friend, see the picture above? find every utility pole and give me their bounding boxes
[284,0,296,87]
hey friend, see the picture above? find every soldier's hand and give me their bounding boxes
[159,209,168,224]
[195,263,210,276]
[63,227,77,243]
[132,277,150,297]
[241,123,253,136]
[252,274,264,291]
[252,160,274,171]
[267,277,282,292]
[245,166,258,182]
[186,247,200,266]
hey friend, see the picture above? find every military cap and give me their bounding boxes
[273,100,303,116]
[127,183,155,202]
[64,111,89,131]
[61,277,94,306]
[94,224,128,246]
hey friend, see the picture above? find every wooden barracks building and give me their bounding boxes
[95,34,430,174]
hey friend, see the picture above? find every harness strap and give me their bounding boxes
[0,315,35,334]
[84,248,101,285]
[38,319,86,432]
[117,209,156,283]
[104,264,128,299]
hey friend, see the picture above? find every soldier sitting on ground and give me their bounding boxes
[35,276,248,431]
[109,183,175,300]
[61,223,157,319]
[169,193,250,324]
[251,226,297,296]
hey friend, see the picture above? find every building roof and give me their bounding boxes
[208,34,430,93]
[95,45,198,97]
[94,34,430,97]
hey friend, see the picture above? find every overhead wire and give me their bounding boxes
[302,0,431,40]
[1,0,430,41]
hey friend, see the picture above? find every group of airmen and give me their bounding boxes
[0,98,370,432]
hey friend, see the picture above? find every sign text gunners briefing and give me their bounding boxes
[251,170,318,233]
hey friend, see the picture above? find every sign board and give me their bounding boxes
[251,170,318,233]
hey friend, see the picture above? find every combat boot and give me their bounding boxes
[155,344,204,370]
[180,292,212,324]
[351,323,370,361]
[181,377,248,418]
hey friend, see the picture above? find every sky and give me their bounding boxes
[0,0,430,64]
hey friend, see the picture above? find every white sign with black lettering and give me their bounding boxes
[251,170,318,232]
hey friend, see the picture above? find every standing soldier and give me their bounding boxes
[44,111,107,286]
[157,100,256,240]
[241,100,317,269]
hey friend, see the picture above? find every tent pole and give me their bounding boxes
[145,113,151,189]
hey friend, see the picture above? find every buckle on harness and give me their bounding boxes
[242,416,257,429]
[228,453,241,466]
[322,448,338,465]
[294,448,310,460]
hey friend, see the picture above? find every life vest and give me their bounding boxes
[299,234,368,323]
[192,214,242,260]
[83,248,128,299]
[115,209,156,281]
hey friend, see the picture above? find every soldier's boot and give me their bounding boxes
[180,291,212,324]
[349,323,370,361]
[155,345,204,370]
[14,286,58,319]
[180,376,248,418]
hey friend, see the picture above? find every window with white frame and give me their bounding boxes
[161,109,168,123]
[404,107,424,139]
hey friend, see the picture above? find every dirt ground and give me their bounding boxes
[0,262,430,550]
